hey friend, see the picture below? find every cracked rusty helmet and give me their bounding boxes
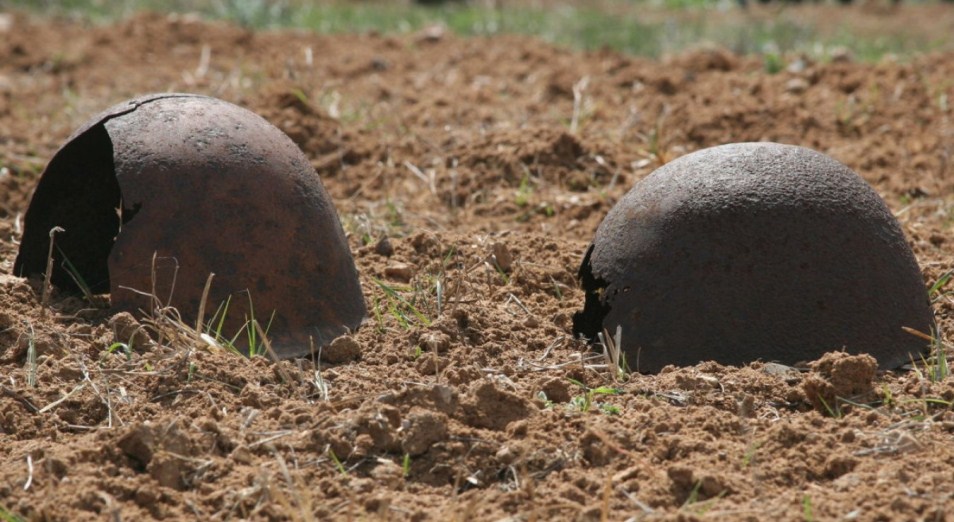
[15,93,367,358]
[573,142,934,373]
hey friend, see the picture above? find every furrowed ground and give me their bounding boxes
[0,3,953,521]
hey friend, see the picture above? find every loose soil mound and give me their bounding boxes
[0,9,952,521]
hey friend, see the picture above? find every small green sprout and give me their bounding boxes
[106,342,132,361]
[402,453,411,478]
[0,505,26,522]
[536,390,554,409]
[328,449,348,476]
[515,174,533,208]
[57,247,95,301]
[374,278,431,329]
[802,494,814,522]
[566,378,622,413]
[928,270,952,303]
[741,440,761,468]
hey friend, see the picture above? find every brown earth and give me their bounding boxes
[1,6,953,521]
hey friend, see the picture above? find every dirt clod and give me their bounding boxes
[374,237,395,257]
[419,331,451,353]
[491,243,514,273]
[321,335,361,363]
[461,381,533,431]
[108,311,151,350]
[540,377,572,403]
[803,351,878,413]
[400,408,449,456]
[384,262,414,283]
[118,422,159,467]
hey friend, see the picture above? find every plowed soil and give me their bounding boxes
[1,7,953,521]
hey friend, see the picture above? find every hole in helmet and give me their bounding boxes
[571,243,612,343]
[13,123,121,294]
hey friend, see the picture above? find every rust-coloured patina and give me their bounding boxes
[15,94,367,358]
[573,142,934,373]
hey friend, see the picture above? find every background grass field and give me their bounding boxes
[6,0,954,60]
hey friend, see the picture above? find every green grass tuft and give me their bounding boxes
[0,506,25,522]
[567,378,622,413]
[373,278,432,329]
[929,270,953,303]
[199,293,276,358]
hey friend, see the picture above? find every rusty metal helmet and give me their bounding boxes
[15,93,367,358]
[573,142,934,373]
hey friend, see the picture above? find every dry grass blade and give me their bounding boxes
[309,337,330,401]
[23,321,36,388]
[597,325,626,382]
[570,75,590,135]
[902,326,935,343]
[0,386,39,413]
[252,319,293,384]
[404,160,436,195]
[38,381,87,413]
[903,326,951,382]
[196,272,215,334]
[40,226,65,317]
[23,455,33,491]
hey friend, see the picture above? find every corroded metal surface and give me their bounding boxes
[15,94,367,358]
[573,142,934,373]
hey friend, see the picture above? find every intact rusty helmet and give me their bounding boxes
[15,93,367,358]
[573,142,934,373]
